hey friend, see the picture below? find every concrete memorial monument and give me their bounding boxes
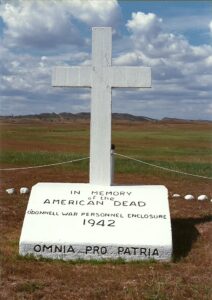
[19,27,172,261]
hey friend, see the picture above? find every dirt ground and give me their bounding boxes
[0,119,211,299]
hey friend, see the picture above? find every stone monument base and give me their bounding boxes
[19,183,172,261]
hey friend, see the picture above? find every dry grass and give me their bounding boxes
[0,119,212,299]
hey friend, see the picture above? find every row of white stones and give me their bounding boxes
[172,193,211,201]
[6,187,30,195]
[5,188,211,202]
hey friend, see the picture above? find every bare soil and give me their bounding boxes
[0,119,211,299]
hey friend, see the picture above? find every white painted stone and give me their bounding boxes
[52,27,151,186]
[6,188,15,194]
[197,195,208,201]
[20,187,30,194]
[172,194,181,198]
[19,27,171,263]
[184,194,195,200]
[19,183,172,261]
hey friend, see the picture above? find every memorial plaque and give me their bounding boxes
[19,183,172,261]
[19,27,172,261]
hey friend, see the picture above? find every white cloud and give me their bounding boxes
[126,12,191,59]
[205,103,212,114]
[64,0,121,26]
[0,1,83,48]
[0,0,122,115]
[123,12,212,79]
[205,55,212,66]
[0,4,211,120]
[0,0,121,49]
[127,12,162,38]
[209,20,212,34]
[112,11,212,119]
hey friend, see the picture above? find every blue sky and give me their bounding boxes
[121,1,211,45]
[0,0,212,120]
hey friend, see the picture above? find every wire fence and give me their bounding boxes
[114,153,212,180]
[0,157,89,171]
[0,153,211,180]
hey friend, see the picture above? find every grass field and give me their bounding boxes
[0,118,211,299]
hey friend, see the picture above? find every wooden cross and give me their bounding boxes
[52,27,151,186]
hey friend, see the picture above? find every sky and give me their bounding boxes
[0,0,212,120]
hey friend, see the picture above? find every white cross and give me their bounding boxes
[52,27,151,186]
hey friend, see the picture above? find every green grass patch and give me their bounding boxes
[1,122,211,180]
[115,146,212,160]
[1,125,89,144]
[113,129,212,143]
[115,157,212,178]
[1,150,211,178]
[0,151,89,171]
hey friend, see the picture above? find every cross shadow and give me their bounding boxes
[171,215,212,261]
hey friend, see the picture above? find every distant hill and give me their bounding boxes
[161,117,211,123]
[0,112,155,122]
[0,112,211,123]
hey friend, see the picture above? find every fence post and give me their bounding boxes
[111,144,115,185]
